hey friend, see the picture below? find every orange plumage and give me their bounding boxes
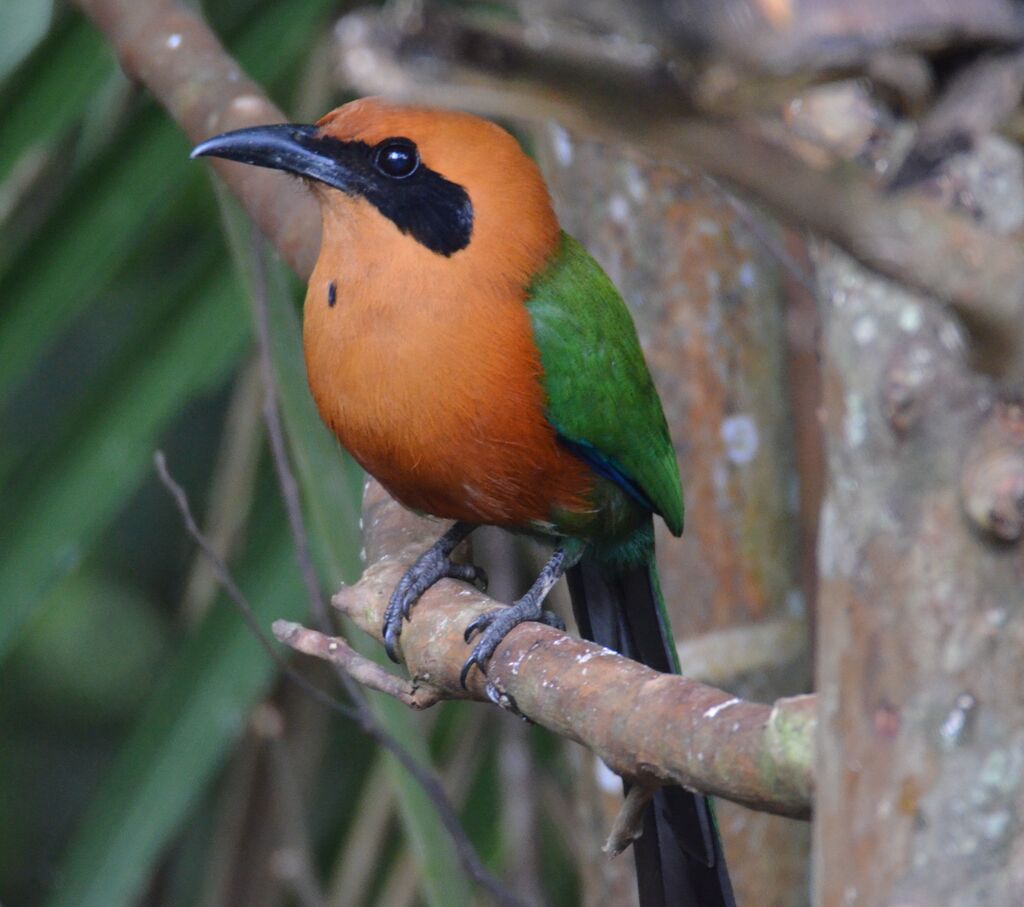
[301,99,592,526]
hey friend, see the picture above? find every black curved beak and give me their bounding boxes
[190,123,348,190]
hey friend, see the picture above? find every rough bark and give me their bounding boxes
[811,100,1024,904]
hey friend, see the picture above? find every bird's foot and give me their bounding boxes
[459,546,571,688]
[382,522,484,662]
[459,595,565,689]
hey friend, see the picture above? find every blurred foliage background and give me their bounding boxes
[0,2,577,905]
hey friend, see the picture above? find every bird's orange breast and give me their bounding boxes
[302,198,592,529]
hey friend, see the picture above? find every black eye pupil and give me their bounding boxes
[375,142,418,179]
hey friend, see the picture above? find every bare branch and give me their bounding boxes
[154,451,355,723]
[603,785,655,858]
[246,230,332,629]
[271,620,439,709]
[279,478,817,820]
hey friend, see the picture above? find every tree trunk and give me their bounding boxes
[813,119,1024,903]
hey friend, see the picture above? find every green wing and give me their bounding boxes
[524,232,684,536]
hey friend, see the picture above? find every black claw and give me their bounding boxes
[460,627,502,688]
[462,612,490,643]
[459,655,483,689]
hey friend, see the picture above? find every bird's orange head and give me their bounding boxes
[192,97,561,291]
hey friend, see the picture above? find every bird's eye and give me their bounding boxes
[373,140,419,179]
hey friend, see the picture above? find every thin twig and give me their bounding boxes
[154,451,357,724]
[271,620,438,708]
[603,785,656,858]
[249,232,331,629]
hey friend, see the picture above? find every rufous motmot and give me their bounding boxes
[192,98,735,907]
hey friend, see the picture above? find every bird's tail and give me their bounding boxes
[566,538,735,907]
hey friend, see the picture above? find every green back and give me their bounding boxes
[524,232,684,537]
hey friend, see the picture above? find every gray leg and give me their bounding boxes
[382,522,486,662]
[459,546,572,688]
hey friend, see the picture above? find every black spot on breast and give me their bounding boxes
[327,281,337,307]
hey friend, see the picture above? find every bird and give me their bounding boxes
[192,97,735,907]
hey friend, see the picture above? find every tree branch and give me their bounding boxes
[278,478,816,820]
[548,0,1024,76]
[76,0,320,277]
[333,6,1024,373]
